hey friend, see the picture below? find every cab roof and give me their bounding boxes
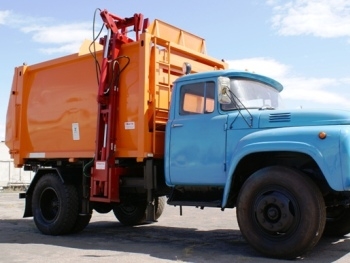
[174,69,283,92]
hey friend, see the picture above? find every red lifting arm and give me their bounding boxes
[100,10,145,41]
[90,10,148,202]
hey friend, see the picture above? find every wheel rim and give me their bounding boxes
[253,189,300,238]
[119,203,138,215]
[39,187,60,222]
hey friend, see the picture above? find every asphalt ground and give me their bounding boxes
[1,191,350,263]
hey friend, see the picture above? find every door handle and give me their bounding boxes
[172,123,183,128]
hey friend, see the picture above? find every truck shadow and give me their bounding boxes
[0,218,350,262]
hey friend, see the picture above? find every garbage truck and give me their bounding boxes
[5,8,350,259]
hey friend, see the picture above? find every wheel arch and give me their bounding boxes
[222,150,331,208]
[23,168,65,218]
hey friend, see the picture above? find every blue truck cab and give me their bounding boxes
[165,69,350,258]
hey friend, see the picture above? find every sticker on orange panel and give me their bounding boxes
[125,122,135,130]
[72,123,80,140]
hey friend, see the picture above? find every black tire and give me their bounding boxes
[70,184,92,234]
[71,213,92,234]
[155,196,166,220]
[93,203,113,214]
[236,166,326,259]
[113,196,165,226]
[113,199,147,226]
[32,173,79,235]
[323,206,350,237]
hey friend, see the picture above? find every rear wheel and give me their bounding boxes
[93,203,112,214]
[113,198,147,226]
[113,196,166,226]
[71,214,92,233]
[32,173,79,235]
[155,196,166,220]
[323,206,350,237]
[236,166,325,259]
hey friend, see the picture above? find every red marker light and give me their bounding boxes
[319,131,327,139]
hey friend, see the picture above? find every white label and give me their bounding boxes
[95,161,106,170]
[125,121,135,130]
[72,123,80,140]
[29,152,45,158]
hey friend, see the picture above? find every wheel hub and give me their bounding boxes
[267,207,279,220]
[40,188,59,222]
[255,192,294,232]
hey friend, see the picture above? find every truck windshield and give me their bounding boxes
[221,79,284,111]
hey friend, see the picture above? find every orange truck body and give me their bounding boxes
[6,19,227,167]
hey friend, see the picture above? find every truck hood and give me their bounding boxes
[258,108,350,128]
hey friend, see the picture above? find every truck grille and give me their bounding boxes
[269,113,291,122]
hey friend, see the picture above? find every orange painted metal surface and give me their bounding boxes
[5,20,227,168]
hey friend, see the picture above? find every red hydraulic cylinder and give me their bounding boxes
[90,10,147,202]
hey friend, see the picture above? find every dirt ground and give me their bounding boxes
[1,191,350,263]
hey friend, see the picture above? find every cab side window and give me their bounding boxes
[180,81,215,115]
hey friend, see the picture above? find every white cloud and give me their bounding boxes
[228,57,350,109]
[280,77,350,108]
[22,23,92,54]
[0,10,50,27]
[0,10,11,25]
[1,10,94,54]
[23,23,92,44]
[227,57,289,79]
[39,42,84,55]
[268,0,350,38]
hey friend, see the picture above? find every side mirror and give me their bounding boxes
[218,77,232,104]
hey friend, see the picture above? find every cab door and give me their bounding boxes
[167,80,227,185]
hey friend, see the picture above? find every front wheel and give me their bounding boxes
[32,173,79,235]
[236,166,325,259]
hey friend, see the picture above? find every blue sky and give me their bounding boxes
[1,0,350,140]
